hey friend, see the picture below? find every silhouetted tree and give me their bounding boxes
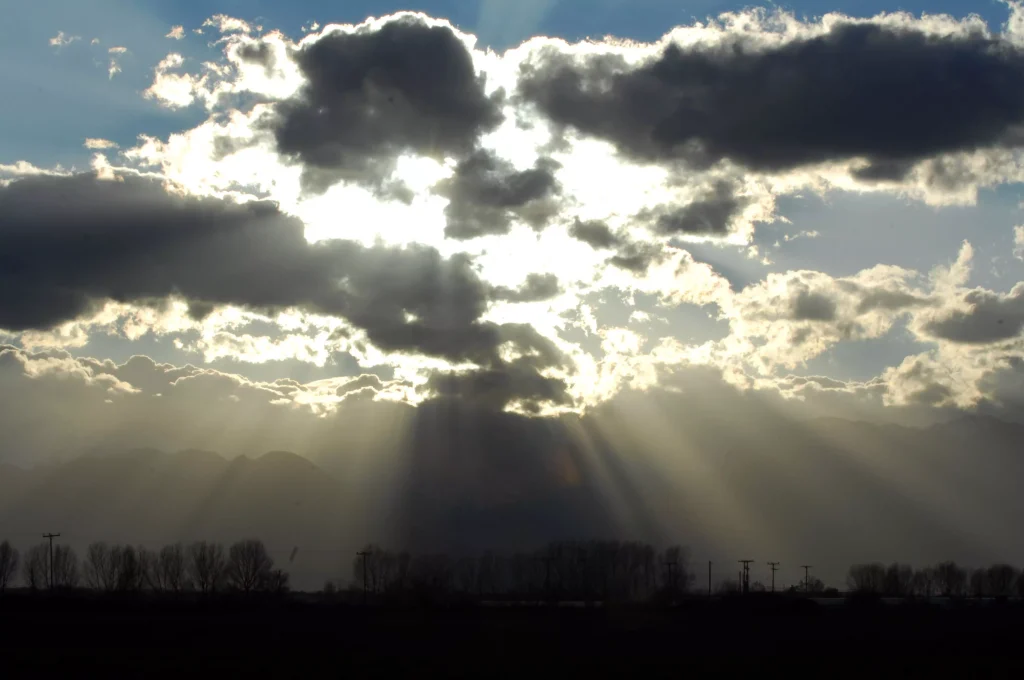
[266,568,290,594]
[22,544,47,590]
[225,539,273,593]
[409,554,454,598]
[805,577,825,595]
[1014,571,1024,599]
[188,541,225,594]
[84,543,116,591]
[934,561,967,597]
[986,564,1018,598]
[883,563,914,597]
[110,545,145,592]
[969,568,987,598]
[911,567,936,597]
[847,563,886,594]
[150,543,189,593]
[51,545,79,589]
[0,541,19,592]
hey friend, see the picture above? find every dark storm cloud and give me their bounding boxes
[517,23,1024,174]
[0,173,564,380]
[637,181,748,236]
[568,217,670,276]
[236,41,277,75]
[426,356,573,413]
[790,290,838,322]
[922,287,1024,344]
[608,242,665,274]
[854,289,931,314]
[435,150,562,240]
[569,219,621,249]
[491,273,562,303]
[267,16,505,194]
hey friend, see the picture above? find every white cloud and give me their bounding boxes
[49,31,79,48]
[84,138,118,150]
[202,14,253,35]
[166,25,185,40]
[143,53,207,108]
[106,46,129,79]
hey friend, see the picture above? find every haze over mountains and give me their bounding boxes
[2,409,1022,591]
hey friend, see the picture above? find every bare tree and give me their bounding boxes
[23,544,47,590]
[139,548,157,591]
[798,577,825,595]
[108,545,145,592]
[266,568,290,595]
[911,567,936,598]
[883,563,914,597]
[188,541,225,594]
[149,544,189,593]
[0,541,19,592]
[847,563,886,594]
[225,539,273,593]
[84,542,117,591]
[51,545,79,589]
[969,569,988,598]
[987,564,1018,598]
[934,561,967,597]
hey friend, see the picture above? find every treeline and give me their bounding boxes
[0,539,289,595]
[342,541,695,602]
[5,536,1024,602]
[846,562,1024,598]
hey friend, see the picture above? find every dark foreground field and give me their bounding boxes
[2,595,1024,677]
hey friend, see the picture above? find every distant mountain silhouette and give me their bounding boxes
[2,413,1024,590]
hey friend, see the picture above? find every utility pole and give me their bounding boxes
[738,560,754,594]
[43,533,60,591]
[767,562,780,593]
[356,550,370,605]
[801,565,813,593]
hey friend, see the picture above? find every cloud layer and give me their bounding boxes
[6,6,1024,425]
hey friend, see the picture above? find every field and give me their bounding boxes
[2,594,1024,677]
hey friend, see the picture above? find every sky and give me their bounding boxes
[5,0,1024,582]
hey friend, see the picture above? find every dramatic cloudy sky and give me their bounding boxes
[8,0,1024,579]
